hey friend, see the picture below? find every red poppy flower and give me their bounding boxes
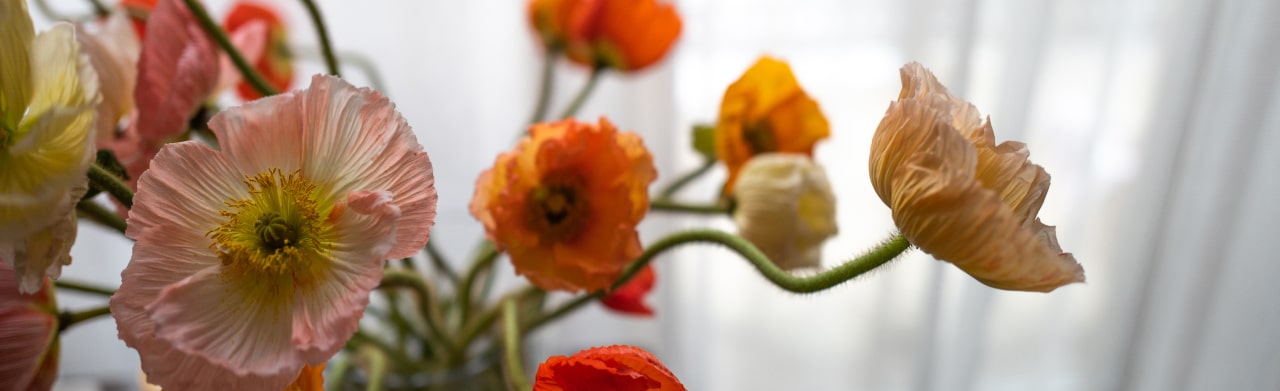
[600,265,656,316]
[534,345,685,391]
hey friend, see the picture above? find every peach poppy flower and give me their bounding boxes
[1,0,99,293]
[78,11,142,150]
[470,118,657,292]
[110,75,437,390]
[730,153,838,271]
[223,1,294,101]
[715,56,830,191]
[600,264,656,316]
[534,345,686,391]
[0,262,60,391]
[869,62,1084,292]
[529,0,682,71]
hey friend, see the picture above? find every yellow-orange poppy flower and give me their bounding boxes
[716,56,830,191]
[528,0,682,71]
[470,118,657,292]
[869,62,1084,292]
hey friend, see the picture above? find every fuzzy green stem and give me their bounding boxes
[378,270,456,356]
[327,357,352,391]
[527,50,559,125]
[356,345,389,391]
[649,199,729,215]
[76,200,126,234]
[54,280,116,296]
[502,299,531,391]
[526,230,911,332]
[88,163,133,209]
[58,305,111,332]
[298,0,340,76]
[556,66,604,120]
[451,286,539,364]
[425,241,460,286]
[182,0,277,97]
[458,241,499,324]
[657,159,716,199]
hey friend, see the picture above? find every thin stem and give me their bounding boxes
[378,270,456,356]
[298,0,340,77]
[182,0,278,97]
[502,299,532,391]
[349,329,414,371]
[452,286,539,364]
[88,163,133,209]
[458,241,499,324]
[649,199,729,215]
[86,0,109,17]
[54,280,117,296]
[58,305,112,332]
[425,241,460,286]
[327,357,352,391]
[556,66,604,120]
[527,50,559,125]
[526,230,912,332]
[76,200,127,234]
[356,345,389,391]
[657,159,716,199]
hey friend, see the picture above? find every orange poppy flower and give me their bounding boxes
[600,264,656,316]
[534,345,686,391]
[528,0,682,71]
[223,1,294,100]
[470,118,657,292]
[715,56,830,190]
[283,364,324,391]
[868,62,1084,292]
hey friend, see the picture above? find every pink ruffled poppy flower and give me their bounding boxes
[110,75,437,390]
[0,262,60,391]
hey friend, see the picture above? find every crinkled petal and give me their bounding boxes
[292,190,398,362]
[0,307,58,391]
[133,0,219,144]
[81,11,142,144]
[210,75,436,259]
[0,0,34,127]
[869,96,975,207]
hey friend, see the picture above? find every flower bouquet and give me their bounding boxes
[0,0,1084,390]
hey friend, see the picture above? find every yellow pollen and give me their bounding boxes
[208,168,331,278]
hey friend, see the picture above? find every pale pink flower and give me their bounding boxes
[110,75,437,390]
[0,262,60,391]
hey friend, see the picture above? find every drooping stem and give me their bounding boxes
[76,200,127,234]
[378,270,456,356]
[349,329,414,372]
[182,0,278,97]
[88,164,133,209]
[502,299,532,391]
[657,159,716,199]
[54,280,117,296]
[58,305,112,332]
[525,230,912,332]
[527,50,559,125]
[86,0,109,17]
[649,199,729,215]
[298,0,340,77]
[355,345,389,391]
[556,66,604,120]
[458,241,499,324]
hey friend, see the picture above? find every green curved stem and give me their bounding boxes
[451,285,539,364]
[526,230,912,332]
[458,241,499,324]
[182,0,277,97]
[356,345,389,391]
[58,305,111,332]
[54,280,117,296]
[649,198,729,215]
[298,0,340,77]
[76,200,126,234]
[556,66,604,120]
[657,159,716,199]
[425,241,460,286]
[86,0,108,17]
[527,50,559,125]
[327,356,353,391]
[378,270,456,356]
[349,329,414,372]
[88,163,133,209]
[501,299,532,391]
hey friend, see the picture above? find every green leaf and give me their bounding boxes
[692,123,717,161]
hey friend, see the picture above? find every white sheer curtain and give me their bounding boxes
[34,0,1280,390]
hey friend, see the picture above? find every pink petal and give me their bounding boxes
[209,75,436,259]
[130,329,297,391]
[147,267,299,378]
[0,307,58,391]
[215,19,267,95]
[133,0,219,145]
[113,141,245,342]
[292,190,399,362]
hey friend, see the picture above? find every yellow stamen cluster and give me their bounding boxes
[208,168,331,279]
[527,173,589,242]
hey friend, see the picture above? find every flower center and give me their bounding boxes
[208,168,331,278]
[529,174,590,242]
[743,121,776,154]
